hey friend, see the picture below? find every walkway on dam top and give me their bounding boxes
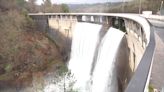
[149,19,164,90]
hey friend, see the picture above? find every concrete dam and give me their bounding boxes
[29,13,155,92]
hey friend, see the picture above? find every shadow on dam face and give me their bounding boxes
[115,36,132,92]
[46,27,72,62]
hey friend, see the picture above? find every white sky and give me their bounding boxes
[35,0,127,4]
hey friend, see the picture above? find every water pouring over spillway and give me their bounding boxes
[68,22,125,92]
[91,27,125,92]
[68,22,102,91]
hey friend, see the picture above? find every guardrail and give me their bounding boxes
[125,26,155,92]
[29,13,150,45]
[28,13,155,92]
[141,14,164,21]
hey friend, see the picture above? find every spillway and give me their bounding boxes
[69,22,125,92]
[68,22,102,91]
[91,27,125,92]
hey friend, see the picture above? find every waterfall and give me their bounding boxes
[69,22,125,92]
[91,27,125,92]
[68,22,102,91]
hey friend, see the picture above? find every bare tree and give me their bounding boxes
[26,0,38,13]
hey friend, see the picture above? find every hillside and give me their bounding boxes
[68,0,163,14]
[108,0,163,13]
[0,0,67,90]
[68,2,122,13]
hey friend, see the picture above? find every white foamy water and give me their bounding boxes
[91,27,125,92]
[68,22,102,91]
[43,72,75,92]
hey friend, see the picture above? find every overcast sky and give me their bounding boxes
[35,0,127,4]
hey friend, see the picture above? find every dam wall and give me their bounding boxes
[29,13,154,92]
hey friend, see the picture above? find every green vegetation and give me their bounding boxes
[4,64,13,73]
[0,0,71,90]
[149,85,154,92]
[61,4,70,13]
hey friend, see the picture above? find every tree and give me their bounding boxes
[44,0,52,7]
[0,0,17,11]
[42,0,54,13]
[16,0,26,8]
[61,4,69,13]
[52,4,63,13]
[26,0,38,13]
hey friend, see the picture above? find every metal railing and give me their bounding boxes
[125,26,155,92]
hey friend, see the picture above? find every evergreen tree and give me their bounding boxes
[61,4,69,13]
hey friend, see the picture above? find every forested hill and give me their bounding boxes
[0,0,69,13]
[68,2,122,13]
[108,0,163,13]
[68,0,163,14]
